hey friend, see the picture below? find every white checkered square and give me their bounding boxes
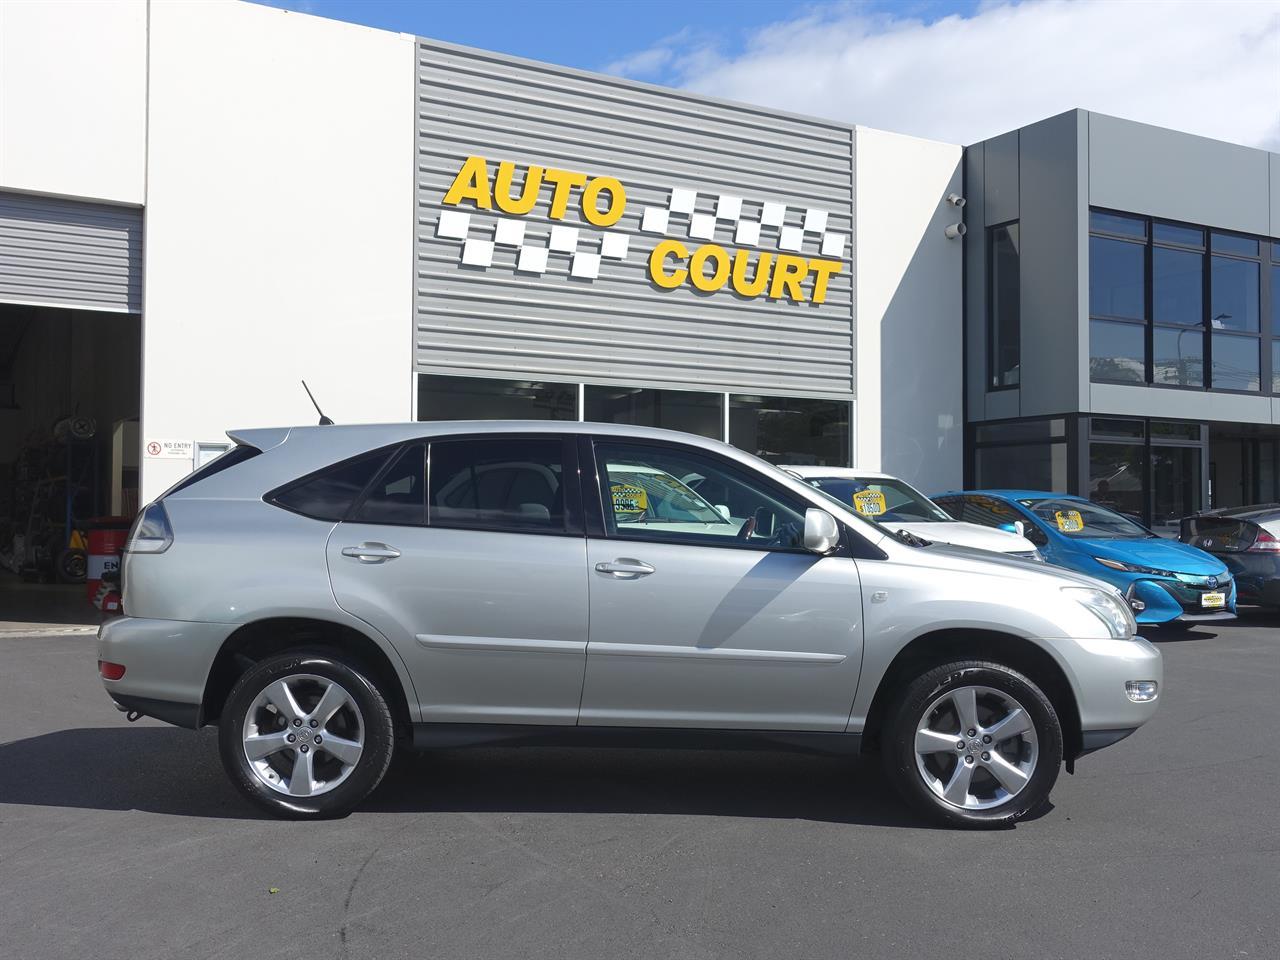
[760,202,786,228]
[461,238,494,267]
[803,208,829,234]
[516,245,549,274]
[437,209,471,240]
[715,195,742,221]
[548,225,579,252]
[689,212,716,240]
[735,220,761,246]
[779,226,804,252]
[821,232,847,257]
[670,187,697,215]
[494,218,525,246]
[601,233,629,259]
[571,252,601,279]
[641,206,670,234]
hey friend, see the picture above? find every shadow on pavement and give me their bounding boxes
[0,725,926,828]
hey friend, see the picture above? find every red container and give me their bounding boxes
[86,516,133,602]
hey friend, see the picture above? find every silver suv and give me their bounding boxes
[99,422,1161,827]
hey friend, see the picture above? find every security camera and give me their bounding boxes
[946,193,966,207]
[944,223,966,239]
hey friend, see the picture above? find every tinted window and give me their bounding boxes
[729,395,850,467]
[1153,247,1202,326]
[164,444,260,498]
[988,223,1020,389]
[428,438,566,532]
[1090,211,1145,238]
[1154,223,1202,247]
[1210,257,1259,332]
[596,441,807,550]
[1089,320,1145,382]
[271,450,390,521]
[1211,333,1260,391]
[585,385,723,440]
[417,374,577,421]
[352,444,425,525]
[1089,237,1145,319]
[1152,326,1203,386]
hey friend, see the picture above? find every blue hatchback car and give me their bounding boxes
[931,490,1236,626]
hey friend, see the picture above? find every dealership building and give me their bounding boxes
[0,0,1277,563]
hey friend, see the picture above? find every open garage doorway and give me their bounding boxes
[0,304,141,601]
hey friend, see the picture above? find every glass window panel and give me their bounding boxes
[1152,247,1203,326]
[1273,341,1280,393]
[1152,326,1204,386]
[988,223,1020,389]
[728,395,850,466]
[584,386,722,440]
[1210,333,1260,391]
[1090,211,1146,238]
[975,419,1066,444]
[271,450,390,521]
[1272,265,1280,333]
[1091,419,1145,439]
[1151,445,1203,536]
[1150,421,1202,441]
[595,440,806,550]
[1089,237,1145,319]
[417,374,577,421]
[1273,240,1280,263]
[1210,257,1260,332]
[974,443,1068,492]
[427,438,566,532]
[351,443,426,526]
[1090,320,1145,382]
[1154,222,1203,247]
[1089,442,1146,521]
[1211,233,1259,257]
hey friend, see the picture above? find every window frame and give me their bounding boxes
[986,220,1020,392]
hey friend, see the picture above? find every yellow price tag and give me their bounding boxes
[1055,509,1084,532]
[611,483,648,516]
[852,489,887,517]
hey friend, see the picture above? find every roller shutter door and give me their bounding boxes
[0,191,142,314]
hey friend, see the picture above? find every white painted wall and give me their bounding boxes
[141,1,416,498]
[0,0,147,204]
[855,126,964,495]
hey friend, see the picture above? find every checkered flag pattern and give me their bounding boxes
[640,188,847,259]
[435,210,629,279]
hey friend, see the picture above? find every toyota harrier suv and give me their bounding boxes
[99,422,1162,828]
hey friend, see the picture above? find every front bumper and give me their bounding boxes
[1127,576,1236,623]
[1052,633,1163,753]
[97,616,237,729]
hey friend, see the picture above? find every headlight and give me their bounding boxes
[1062,586,1137,639]
[1094,556,1175,577]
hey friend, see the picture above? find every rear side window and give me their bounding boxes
[351,444,426,525]
[162,444,260,498]
[269,449,390,521]
[428,438,566,532]
[1182,516,1257,553]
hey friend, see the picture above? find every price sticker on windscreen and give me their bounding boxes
[611,483,648,517]
[1055,509,1084,532]
[852,489,887,517]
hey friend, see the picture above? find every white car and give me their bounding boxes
[782,466,1041,561]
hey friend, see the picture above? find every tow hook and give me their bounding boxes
[126,710,143,723]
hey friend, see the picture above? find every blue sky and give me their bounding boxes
[251,0,1279,149]
[255,0,978,81]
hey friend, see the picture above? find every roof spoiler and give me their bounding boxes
[226,427,291,451]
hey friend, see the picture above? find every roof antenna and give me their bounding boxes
[301,380,334,425]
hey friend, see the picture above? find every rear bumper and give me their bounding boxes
[97,616,236,728]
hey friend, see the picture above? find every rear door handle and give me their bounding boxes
[341,542,401,563]
[594,558,655,578]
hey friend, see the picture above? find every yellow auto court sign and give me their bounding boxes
[442,155,844,305]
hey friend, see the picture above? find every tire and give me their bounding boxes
[881,660,1063,829]
[218,650,395,819]
[55,547,87,584]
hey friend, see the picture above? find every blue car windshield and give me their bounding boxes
[1021,498,1155,540]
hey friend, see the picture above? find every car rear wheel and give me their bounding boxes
[882,660,1063,828]
[218,651,395,818]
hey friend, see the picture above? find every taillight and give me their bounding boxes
[124,502,173,554]
[99,660,126,680]
[1248,529,1280,552]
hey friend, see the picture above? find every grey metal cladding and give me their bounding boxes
[415,39,855,397]
[0,192,142,313]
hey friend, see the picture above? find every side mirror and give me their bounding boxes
[1014,520,1026,537]
[803,508,840,555]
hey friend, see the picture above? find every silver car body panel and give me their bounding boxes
[101,420,1161,746]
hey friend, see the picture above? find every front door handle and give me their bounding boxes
[594,558,655,578]
[341,542,401,563]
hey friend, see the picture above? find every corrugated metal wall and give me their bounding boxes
[416,40,855,397]
[0,192,143,314]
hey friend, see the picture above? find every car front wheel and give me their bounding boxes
[218,651,395,818]
[882,660,1063,828]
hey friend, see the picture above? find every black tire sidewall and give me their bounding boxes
[218,651,395,818]
[883,661,1063,828]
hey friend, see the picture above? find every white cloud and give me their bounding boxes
[606,0,1280,149]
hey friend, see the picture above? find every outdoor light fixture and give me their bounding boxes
[944,223,966,239]
[946,193,966,207]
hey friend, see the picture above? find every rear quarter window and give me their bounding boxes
[268,449,392,521]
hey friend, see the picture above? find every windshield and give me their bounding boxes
[804,476,953,524]
[1022,498,1155,539]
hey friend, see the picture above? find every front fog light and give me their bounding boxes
[1126,680,1158,703]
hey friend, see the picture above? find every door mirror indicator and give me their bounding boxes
[803,508,840,555]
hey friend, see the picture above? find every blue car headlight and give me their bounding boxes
[1093,556,1177,577]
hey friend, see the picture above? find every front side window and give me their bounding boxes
[428,437,567,533]
[595,441,808,550]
